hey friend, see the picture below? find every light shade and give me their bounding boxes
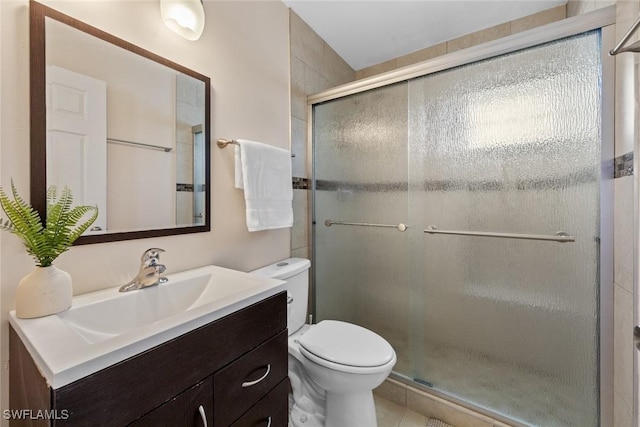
[160,0,205,41]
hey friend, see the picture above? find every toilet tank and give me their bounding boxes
[250,258,311,335]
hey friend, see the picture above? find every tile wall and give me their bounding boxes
[289,10,356,260]
[290,1,637,426]
[355,6,566,80]
[611,0,639,425]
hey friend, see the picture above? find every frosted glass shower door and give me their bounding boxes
[407,31,603,426]
[313,82,410,364]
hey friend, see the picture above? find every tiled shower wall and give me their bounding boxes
[611,1,639,425]
[289,2,638,425]
[356,5,566,79]
[289,10,356,260]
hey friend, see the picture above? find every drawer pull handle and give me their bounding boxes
[198,405,208,427]
[266,416,272,427]
[242,364,271,388]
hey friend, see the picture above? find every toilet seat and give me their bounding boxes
[298,320,395,374]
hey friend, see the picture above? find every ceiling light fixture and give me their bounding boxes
[160,0,205,41]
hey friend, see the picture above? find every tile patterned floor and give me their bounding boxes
[376,395,434,427]
[408,344,591,427]
[382,333,592,427]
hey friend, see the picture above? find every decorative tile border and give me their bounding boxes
[293,177,309,190]
[614,152,633,178]
[315,167,600,193]
[176,184,206,192]
[176,183,193,192]
[316,179,407,193]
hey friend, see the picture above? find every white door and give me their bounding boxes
[47,65,107,234]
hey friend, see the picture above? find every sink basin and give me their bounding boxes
[59,268,263,344]
[9,265,286,389]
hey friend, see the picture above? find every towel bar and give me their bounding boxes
[107,137,172,153]
[216,138,239,148]
[217,138,296,157]
[423,225,574,242]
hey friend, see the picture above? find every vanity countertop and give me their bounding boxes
[9,265,286,389]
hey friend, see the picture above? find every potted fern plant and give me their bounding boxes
[0,181,98,318]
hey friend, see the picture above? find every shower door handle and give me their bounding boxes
[324,220,408,232]
[634,326,640,350]
[423,225,575,243]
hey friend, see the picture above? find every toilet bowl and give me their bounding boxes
[251,258,396,427]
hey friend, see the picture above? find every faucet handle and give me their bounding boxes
[141,248,165,263]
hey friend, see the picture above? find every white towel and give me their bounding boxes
[235,139,293,232]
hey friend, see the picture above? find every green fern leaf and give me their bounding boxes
[0,181,98,267]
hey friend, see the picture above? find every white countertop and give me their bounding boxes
[9,265,286,389]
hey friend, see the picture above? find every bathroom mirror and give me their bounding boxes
[30,1,211,244]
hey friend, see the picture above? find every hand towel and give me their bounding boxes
[234,139,293,232]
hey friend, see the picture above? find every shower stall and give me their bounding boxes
[310,11,614,427]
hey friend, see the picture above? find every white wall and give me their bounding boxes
[0,0,291,419]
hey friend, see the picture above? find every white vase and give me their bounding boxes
[15,265,72,319]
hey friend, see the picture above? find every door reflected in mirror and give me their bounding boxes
[31,1,211,244]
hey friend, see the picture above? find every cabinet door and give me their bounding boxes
[214,331,288,426]
[129,378,213,427]
[230,379,288,427]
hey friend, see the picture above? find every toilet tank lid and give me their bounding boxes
[250,258,311,280]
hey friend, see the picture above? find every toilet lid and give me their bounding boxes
[298,320,395,367]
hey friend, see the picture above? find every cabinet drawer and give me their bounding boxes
[230,379,288,427]
[129,377,213,427]
[214,330,288,426]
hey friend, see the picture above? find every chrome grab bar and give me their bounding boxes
[423,225,574,243]
[324,220,407,232]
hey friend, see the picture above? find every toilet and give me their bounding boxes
[251,258,396,427]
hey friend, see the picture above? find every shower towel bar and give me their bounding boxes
[217,138,296,157]
[107,137,172,153]
[610,16,640,55]
[324,220,407,232]
[423,225,574,242]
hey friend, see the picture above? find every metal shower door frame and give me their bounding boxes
[307,6,616,426]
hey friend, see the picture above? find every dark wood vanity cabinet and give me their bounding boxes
[10,292,288,427]
[129,378,213,427]
[213,331,288,426]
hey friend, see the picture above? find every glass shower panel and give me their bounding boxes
[193,129,205,225]
[314,82,410,369]
[407,31,602,426]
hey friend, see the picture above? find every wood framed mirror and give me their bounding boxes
[30,0,211,245]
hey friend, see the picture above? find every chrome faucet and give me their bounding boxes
[119,248,168,292]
